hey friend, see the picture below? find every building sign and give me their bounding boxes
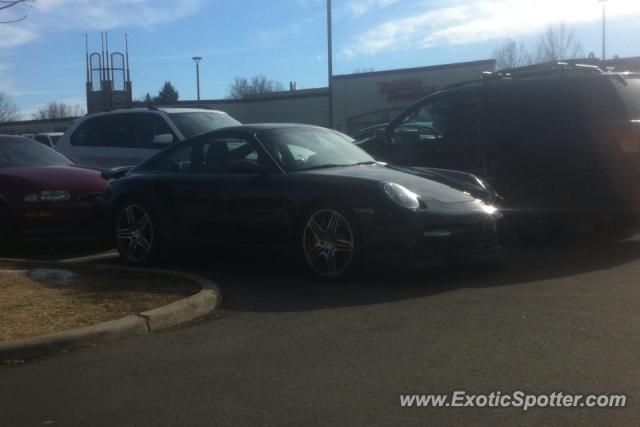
[378,79,435,102]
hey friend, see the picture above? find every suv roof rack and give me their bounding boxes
[97,105,159,112]
[497,62,604,78]
[442,62,606,91]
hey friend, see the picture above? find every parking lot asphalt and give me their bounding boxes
[2,235,640,426]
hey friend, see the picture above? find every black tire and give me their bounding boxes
[295,204,363,281]
[114,200,162,265]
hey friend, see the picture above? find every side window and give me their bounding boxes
[194,137,262,173]
[34,135,51,146]
[393,95,457,143]
[101,114,138,148]
[71,117,101,147]
[136,114,175,149]
[493,81,581,138]
[151,144,193,173]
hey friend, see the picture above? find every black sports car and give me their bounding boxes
[104,124,503,279]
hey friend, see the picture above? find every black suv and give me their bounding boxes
[358,64,640,237]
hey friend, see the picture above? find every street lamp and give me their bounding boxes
[327,0,333,129]
[599,0,608,61]
[192,56,202,104]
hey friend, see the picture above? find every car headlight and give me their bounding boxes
[24,191,71,202]
[474,199,498,215]
[382,182,420,209]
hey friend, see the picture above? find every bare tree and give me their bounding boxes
[32,102,84,120]
[492,23,584,70]
[533,22,583,63]
[228,75,284,99]
[492,39,532,70]
[0,0,35,24]
[0,91,19,122]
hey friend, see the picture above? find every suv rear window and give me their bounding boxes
[486,80,583,135]
[71,115,137,148]
[613,76,640,119]
[71,113,175,148]
[576,77,628,122]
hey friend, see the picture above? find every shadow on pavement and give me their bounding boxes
[3,234,640,314]
[164,234,640,314]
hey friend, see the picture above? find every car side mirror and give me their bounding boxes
[229,159,267,175]
[153,133,174,145]
[101,166,134,180]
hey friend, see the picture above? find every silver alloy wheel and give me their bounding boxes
[116,204,154,263]
[302,208,355,278]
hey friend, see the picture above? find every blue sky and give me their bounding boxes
[2,0,640,118]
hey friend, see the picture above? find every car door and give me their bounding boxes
[191,132,289,248]
[144,141,231,244]
[386,91,486,175]
[483,81,581,208]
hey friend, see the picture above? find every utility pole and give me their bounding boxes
[327,0,334,129]
[192,56,202,105]
[599,0,608,61]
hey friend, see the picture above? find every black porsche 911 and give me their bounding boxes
[104,124,504,279]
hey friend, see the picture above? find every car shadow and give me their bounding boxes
[0,237,105,261]
[3,235,640,314]
[163,234,640,313]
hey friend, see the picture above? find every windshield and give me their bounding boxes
[257,127,375,172]
[169,112,241,138]
[0,138,72,168]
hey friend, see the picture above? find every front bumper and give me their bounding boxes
[359,203,508,269]
[10,201,106,239]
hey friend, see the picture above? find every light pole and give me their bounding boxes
[192,56,202,104]
[327,0,333,129]
[599,0,608,61]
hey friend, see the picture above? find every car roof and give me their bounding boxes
[156,107,231,114]
[82,107,230,118]
[440,67,638,94]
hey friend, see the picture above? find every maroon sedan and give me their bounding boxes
[0,135,108,243]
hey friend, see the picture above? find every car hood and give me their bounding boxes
[0,165,108,199]
[300,163,479,203]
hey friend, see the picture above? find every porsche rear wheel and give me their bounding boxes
[115,202,159,265]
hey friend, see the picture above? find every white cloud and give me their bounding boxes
[0,24,38,48]
[348,0,401,17]
[0,0,205,49]
[341,0,640,58]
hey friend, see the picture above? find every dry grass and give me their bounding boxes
[0,266,200,342]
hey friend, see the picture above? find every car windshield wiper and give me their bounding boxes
[350,161,377,166]
[299,161,377,171]
[298,163,350,171]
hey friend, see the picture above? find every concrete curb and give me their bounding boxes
[0,261,220,364]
